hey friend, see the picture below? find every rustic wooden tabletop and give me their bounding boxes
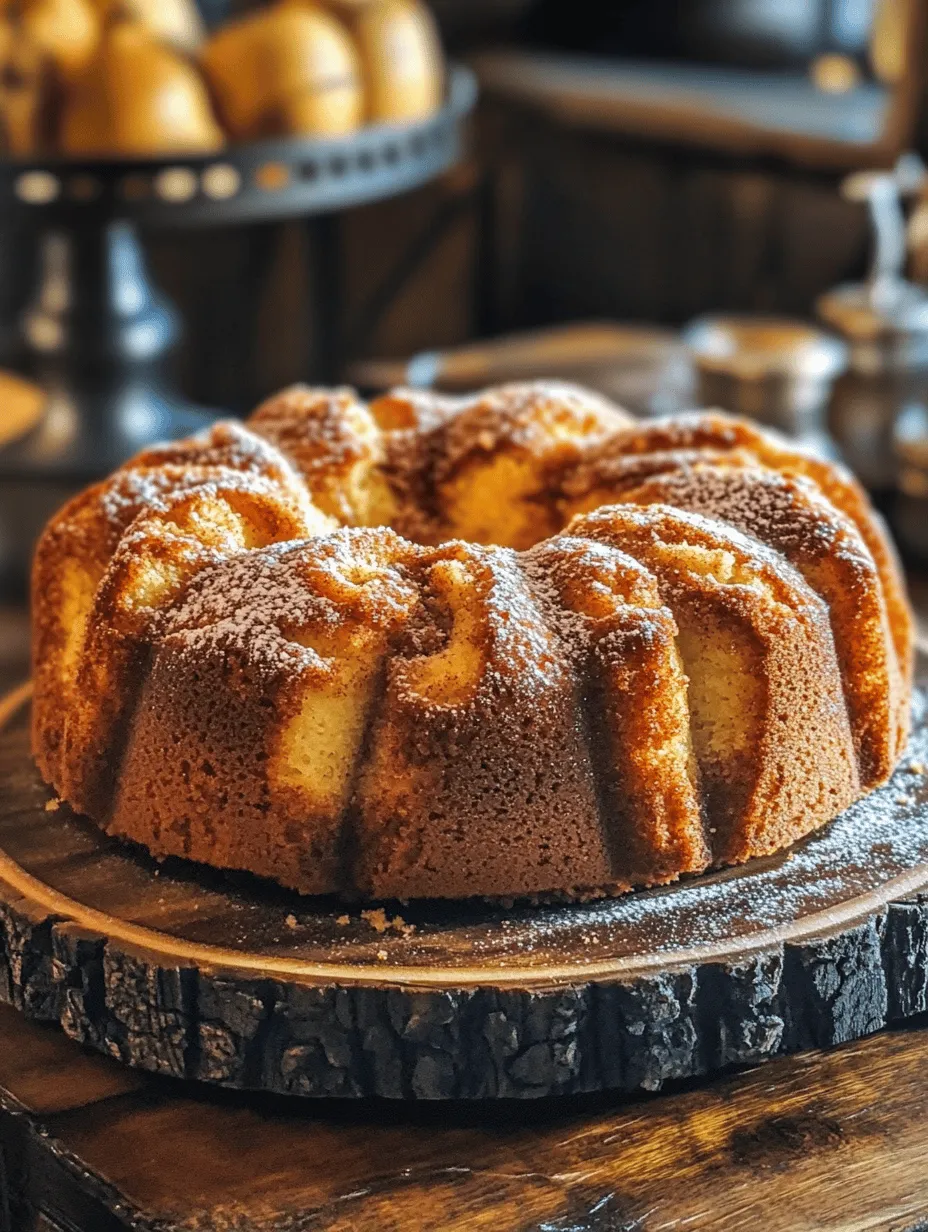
[1,567,927,1232]
[5,998,928,1232]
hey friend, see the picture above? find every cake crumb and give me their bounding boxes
[376,949,388,961]
[335,914,350,926]
[285,913,298,930]
[896,795,912,807]
[361,908,415,937]
[44,797,60,812]
[361,908,390,933]
[907,761,926,775]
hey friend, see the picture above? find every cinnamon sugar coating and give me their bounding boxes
[31,386,915,899]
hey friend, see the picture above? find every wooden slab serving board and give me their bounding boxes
[1,664,928,1101]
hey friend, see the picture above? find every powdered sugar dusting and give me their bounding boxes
[393,686,928,968]
[621,462,871,566]
[163,533,407,684]
[105,683,928,972]
[33,382,918,913]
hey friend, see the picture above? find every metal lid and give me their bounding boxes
[817,279,928,343]
[682,315,847,381]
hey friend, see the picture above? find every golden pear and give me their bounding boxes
[273,82,362,137]
[305,0,380,13]
[0,19,51,154]
[0,369,45,448]
[60,20,224,156]
[871,0,906,85]
[201,3,362,140]
[19,0,99,81]
[351,0,443,124]
[91,0,205,54]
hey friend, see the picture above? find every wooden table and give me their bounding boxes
[5,999,928,1232]
[2,582,928,1232]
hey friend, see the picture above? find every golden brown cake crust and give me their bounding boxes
[567,503,860,863]
[564,411,914,694]
[611,463,907,786]
[31,385,915,900]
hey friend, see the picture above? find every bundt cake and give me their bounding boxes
[31,381,914,900]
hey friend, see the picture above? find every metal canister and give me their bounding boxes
[817,279,928,491]
[815,156,928,491]
[682,315,847,455]
[893,401,928,561]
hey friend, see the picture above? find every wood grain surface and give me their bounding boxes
[1,665,928,1102]
[4,997,928,1230]
[472,0,927,173]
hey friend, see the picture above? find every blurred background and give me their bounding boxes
[1,0,928,640]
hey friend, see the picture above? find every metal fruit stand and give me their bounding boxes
[0,64,477,584]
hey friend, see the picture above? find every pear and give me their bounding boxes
[351,0,443,124]
[91,0,205,55]
[0,369,45,447]
[311,0,380,14]
[273,80,362,137]
[871,0,905,85]
[201,3,362,140]
[19,0,99,81]
[60,19,224,156]
[0,18,51,154]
